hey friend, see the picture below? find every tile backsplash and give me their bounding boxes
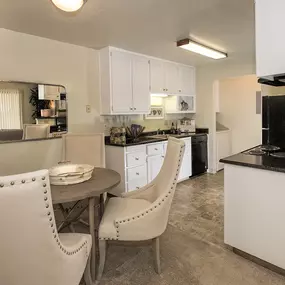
[102,114,195,135]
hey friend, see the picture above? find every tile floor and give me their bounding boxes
[97,172,285,284]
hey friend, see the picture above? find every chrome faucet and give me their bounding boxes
[156,128,161,135]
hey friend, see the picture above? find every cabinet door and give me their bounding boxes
[255,0,285,77]
[147,155,164,183]
[164,62,179,94]
[150,59,165,94]
[111,51,133,113]
[178,139,192,181]
[132,55,151,113]
[178,66,196,96]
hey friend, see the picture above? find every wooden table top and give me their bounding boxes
[51,167,121,204]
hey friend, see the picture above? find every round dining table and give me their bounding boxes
[51,167,121,283]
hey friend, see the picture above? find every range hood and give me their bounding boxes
[258,74,285,86]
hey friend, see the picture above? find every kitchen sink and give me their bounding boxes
[146,134,192,140]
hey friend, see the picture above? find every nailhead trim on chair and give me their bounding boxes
[99,145,186,241]
[0,174,89,256]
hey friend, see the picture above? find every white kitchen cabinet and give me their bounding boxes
[132,55,151,112]
[100,47,150,115]
[216,130,231,171]
[150,59,165,94]
[255,0,285,77]
[178,138,192,181]
[111,50,133,113]
[178,65,196,96]
[150,59,195,96]
[105,138,192,196]
[147,154,164,183]
[164,62,179,94]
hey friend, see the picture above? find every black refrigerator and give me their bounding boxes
[262,95,285,148]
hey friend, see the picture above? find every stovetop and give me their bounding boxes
[243,146,285,158]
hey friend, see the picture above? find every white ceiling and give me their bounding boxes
[0,0,256,66]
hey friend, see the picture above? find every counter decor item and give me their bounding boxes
[110,127,126,145]
[49,164,94,185]
[126,124,145,142]
[145,106,164,119]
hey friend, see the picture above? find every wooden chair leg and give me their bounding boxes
[153,237,161,274]
[97,240,107,280]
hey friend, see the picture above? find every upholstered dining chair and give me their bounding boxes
[0,169,92,285]
[60,133,106,230]
[97,137,185,280]
[62,133,105,167]
[23,124,50,139]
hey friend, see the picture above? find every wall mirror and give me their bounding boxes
[0,81,67,143]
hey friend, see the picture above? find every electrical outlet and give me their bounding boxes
[86,105,91,113]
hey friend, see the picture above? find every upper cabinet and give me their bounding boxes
[100,47,196,115]
[149,59,165,94]
[178,65,196,96]
[100,47,150,115]
[164,62,179,94]
[150,59,195,96]
[255,0,285,77]
[132,55,151,112]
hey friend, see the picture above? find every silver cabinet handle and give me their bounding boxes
[130,107,133,110]
[155,148,158,150]
[134,107,137,110]
[135,157,139,161]
[136,187,140,189]
[162,155,165,158]
[179,89,182,92]
[136,172,140,175]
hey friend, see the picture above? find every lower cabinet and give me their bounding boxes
[178,138,192,181]
[105,138,192,196]
[147,155,164,183]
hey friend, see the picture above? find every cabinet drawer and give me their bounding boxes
[126,151,146,167]
[126,145,146,153]
[147,143,164,156]
[127,177,148,192]
[127,164,147,182]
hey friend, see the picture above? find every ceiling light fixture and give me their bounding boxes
[177,39,227,60]
[51,0,88,12]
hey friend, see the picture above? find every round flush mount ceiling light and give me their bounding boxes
[51,0,88,12]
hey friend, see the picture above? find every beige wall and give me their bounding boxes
[196,60,255,172]
[217,75,262,154]
[0,138,62,175]
[0,28,102,134]
[0,28,102,175]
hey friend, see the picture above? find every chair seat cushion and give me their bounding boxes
[99,197,151,240]
[59,233,92,254]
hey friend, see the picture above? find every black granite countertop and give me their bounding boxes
[220,148,285,173]
[105,129,208,147]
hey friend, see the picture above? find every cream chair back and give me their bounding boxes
[62,133,105,167]
[149,137,185,236]
[0,170,89,285]
[23,124,50,140]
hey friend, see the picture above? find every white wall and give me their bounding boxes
[217,75,262,154]
[196,60,255,173]
[0,138,62,175]
[0,28,102,175]
[0,28,102,133]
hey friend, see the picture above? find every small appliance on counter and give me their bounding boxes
[177,118,196,133]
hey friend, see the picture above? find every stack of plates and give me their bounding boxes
[49,164,94,186]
